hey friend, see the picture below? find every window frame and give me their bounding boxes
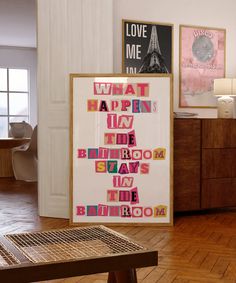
[0,67,30,137]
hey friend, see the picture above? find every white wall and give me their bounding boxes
[113,0,236,117]
[0,0,36,47]
[0,46,37,126]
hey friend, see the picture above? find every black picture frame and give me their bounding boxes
[122,19,173,74]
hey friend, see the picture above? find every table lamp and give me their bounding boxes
[213,78,236,118]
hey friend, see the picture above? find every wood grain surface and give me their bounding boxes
[1,178,236,282]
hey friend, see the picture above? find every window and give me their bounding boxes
[0,68,29,137]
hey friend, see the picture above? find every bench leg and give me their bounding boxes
[108,268,137,283]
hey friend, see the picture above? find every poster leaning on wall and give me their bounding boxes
[122,19,173,74]
[70,74,173,225]
[179,25,226,108]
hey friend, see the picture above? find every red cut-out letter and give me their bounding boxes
[130,187,139,204]
[77,149,87,158]
[140,163,150,174]
[111,100,120,111]
[113,175,121,187]
[118,115,134,129]
[109,206,120,216]
[119,190,130,201]
[104,133,116,145]
[129,161,139,173]
[116,133,127,145]
[107,114,117,129]
[76,206,85,215]
[128,130,136,147]
[118,163,129,174]
[124,84,136,95]
[98,147,109,159]
[107,190,118,202]
[132,207,143,217]
[98,204,108,216]
[110,149,120,159]
[113,83,123,95]
[121,100,131,111]
[137,83,149,97]
[144,207,153,217]
[94,82,112,95]
[87,99,98,111]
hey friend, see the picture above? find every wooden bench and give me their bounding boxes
[0,225,158,283]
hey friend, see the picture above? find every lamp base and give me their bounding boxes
[217,96,234,118]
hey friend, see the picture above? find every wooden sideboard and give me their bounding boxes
[0,138,29,177]
[174,118,236,211]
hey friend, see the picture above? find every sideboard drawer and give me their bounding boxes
[202,149,235,179]
[202,119,236,148]
[202,178,236,209]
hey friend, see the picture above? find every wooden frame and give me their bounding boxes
[179,24,226,108]
[122,19,173,74]
[70,74,173,226]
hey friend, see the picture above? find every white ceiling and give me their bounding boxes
[0,0,36,48]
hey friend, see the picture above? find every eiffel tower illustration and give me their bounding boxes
[139,25,169,73]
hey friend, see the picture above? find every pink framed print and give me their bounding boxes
[70,74,173,225]
[179,25,226,108]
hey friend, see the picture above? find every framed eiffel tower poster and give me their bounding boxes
[122,20,173,74]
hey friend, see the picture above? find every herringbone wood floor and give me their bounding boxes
[1,178,236,283]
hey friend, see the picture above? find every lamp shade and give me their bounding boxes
[213,78,232,96]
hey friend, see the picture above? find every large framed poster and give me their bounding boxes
[122,20,173,74]
[179,25,226,108]
[70,74,173,225]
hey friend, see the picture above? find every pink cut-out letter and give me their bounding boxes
[98,147,109,159]
[77,149,87,158]
[118,115,134,129]
[121,100,131,111]
[94,82,112,95]
[119,190,130,201]
[140,163,150,174]
[104,133,116,145]
[76,206,85,215]
[107,190,118,202]
[129,161,139,173]
[112,83,123,95]
[87,99,98,111]
[124,84,136,95]
[144,207,153,217]
[113,175,121,187]
[98,204,108,216]
[128,130,136,147]
[107,114,117,129]
[130,187,139,204]
[137,83,149,97]
[109,206,120,216]
[118,163,129,174]
[132,207,143,217]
